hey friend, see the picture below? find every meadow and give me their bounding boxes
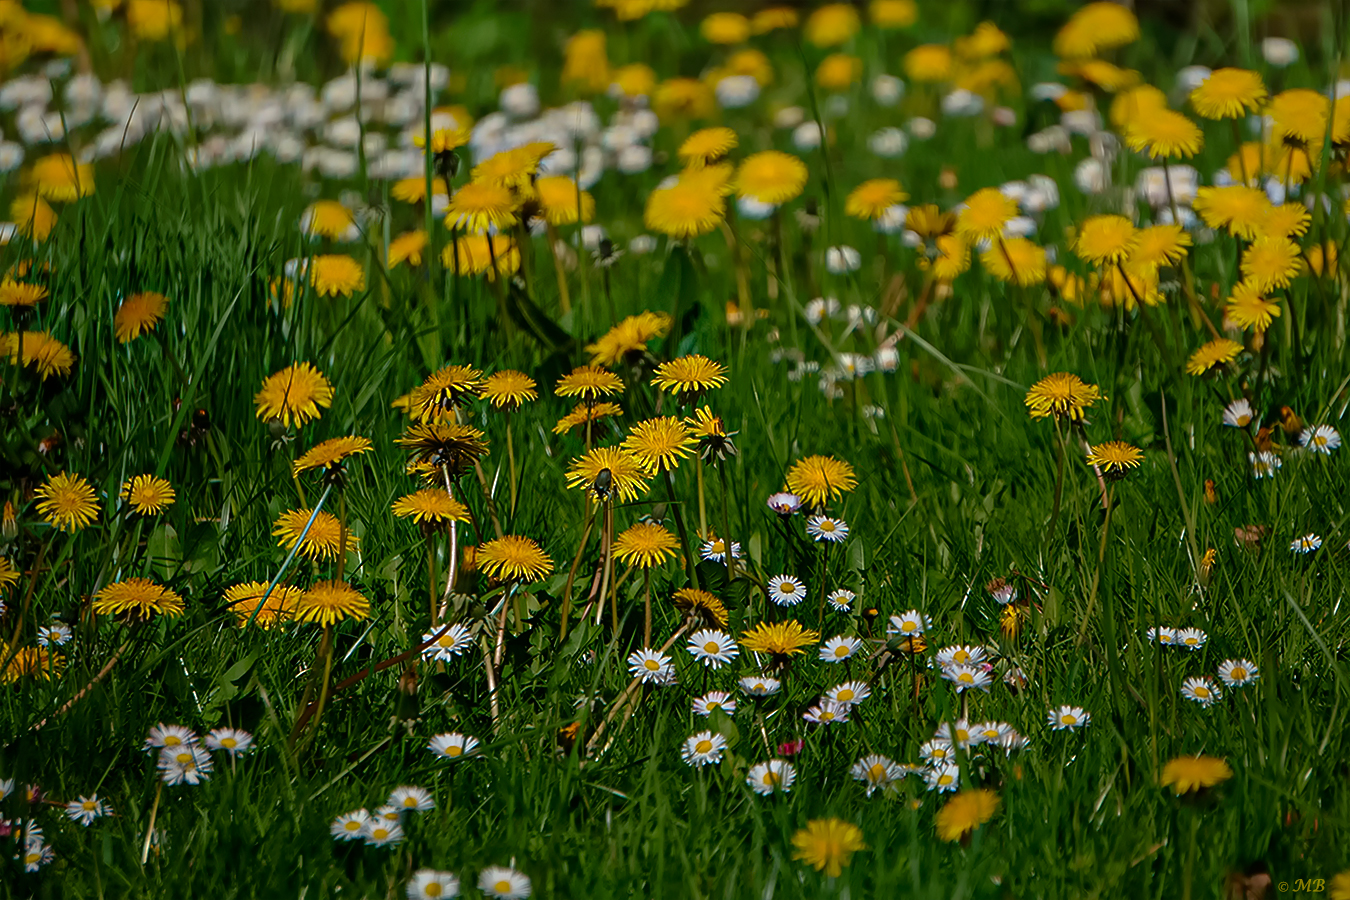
[1,0,1350,897]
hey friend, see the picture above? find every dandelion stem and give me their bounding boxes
[560,499,596,642]
[642,568,652,647]
[248,483,332,629]
[695,457,708,540]
[439,465,459,621]
[506,410,519,519]
[426,540,438,627]
[301,624,336,747]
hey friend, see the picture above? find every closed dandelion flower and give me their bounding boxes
[310,254,365,297]
[1240,236,1301,291]
[735,151,808,204]
[1181,676,1222,707]
[1186,339,1243,376]
[1191,68,1266,119]
[687,630,739,668]
[445,181,518,233]
[1223,399,1256,427]
[1300,425,1340,454]
[981,238,1047,286]
[673,588,730,629]
[692,691,737,717]
[205,728,254,755]
[784,455,857,509]
[1086,441,1144,476]
[1290,533,1321,554]
[791,818,865,877]
[120,474,175,515]
[767,574,806,606]
[1161,755,1233,794]
[65,795,110,827]
[739,675,781,697]
[1048,705,1090,730]
[293,436,373,478]
[806,516,849,543]
[1193,185,1269,239]
[481,371,537,410]
[1125,109,1203,158]
[827,681,870,706]
[624,416,697,474]
[956,188,1018,241]
[273,508,357,561]
[740,620,819,657]
[428,732,479,760]
[478,536,553,583]
[888,609,930,636]
[936,789,999,842]
[846,179,908,221]
[1024,373,1102,420]
[556,365,623,400]
[113,292,169,343]
[1075,215,1138,265]
[821,635,863,662]
[393,489,471,528]
[699,535,742,563]
[331,810,370,841]
[478,866,531,900]
[397,423,489,475]
[93,578,185,619]
[1218,658,1259,687]
[651,355,728,402]
[924,762,961,793]
[363,819,405,847]
[388,231,428,268]
[225,581,300,628]
[293,581,370,626]
[1226,282,1281,332]
[852,755,904,796]
[254,363,333,427]
[614,521,679,568]
[681,730,727,767]
[746,759,796,795]
[34,472,100,532]
[407,869,460,900]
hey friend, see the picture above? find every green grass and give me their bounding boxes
[2,1,1350,897]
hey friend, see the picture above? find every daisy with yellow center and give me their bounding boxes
[1186,338,1243,376]
[553,401,623,435]
[1240,236,1302,291]
[0,281,47,308]
[735,151,808,205]
[310,255,366,297]
[650,355,728,402]
[25,154,94,202]
[784,455,857,509]
[645,176,726,240]
[92,578,185,619]
[477,535,554,583]
[534,176,595,226]
[1190,68,1266,120]
[740,620,820,657]
[955,188,1018,241]
[613,522,680,568]
[273,508,358,561]
[981,238,1047,286]
[120,475,176,515]
[113,292,169,343]
[1125,109,1203,159]
[481,370,538,409]
[388,231,428,268]
[566,446,651,503]
[292,436,373,477]
[254,363,333,428]
[1074,215,1138,266]
[1224,282,1281,333]
[34,472,101,532]
[225,581,301,628]
[679,127,738,170]
[624,416,698,474]
[391,489,471,527]
[1024,373,1103,421]
[1128,224,1191,269]
[1160,755,1232,795]
[791,819,865,877]
[1085,441,1144,476]
[391,176,448,204]
[845,179,908,221]
[586,312,672,366]
[293,580,370,626]
[556,365,623,400]
[396,423,489,475]
[935,790,1000,842]
[1192,185,1270,239]
[302,201,356,239]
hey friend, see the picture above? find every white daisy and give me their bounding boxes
[819,635,863,662]
[767,575,806,606]
[766,492,802,515]
[362,819,405,847]
[158,745,213,785]
[389,785,435,812]
[739,675,782,697]
[406,868,461,900]
[1047,705,1090,730]
[144,723,198,752]
[1217,658,1259,687]
[802,700,850,725]
[1146,626,1177,645]
[205,728,254,755]
[422,623,474,662]
[973,721,1013,746]
[0,778,13,800]
[1175,628,1208,650]
[998,729,1031,752]
[373,804,403,823]
[990,582,1017,605]
[923,762,961,793]
[1250,451,1281,478]
[1290,533,1322,554]
[427,732,480,760]
[806,516,849,543]
[1300,425,1341,454]
[1181,676,1222,707]
[887,609,930,636]
[934,719,976,747]
[850,754,904,796]
[64,795,109,827]
[1222,399,1255,428]
[627,647,673,683]
[826,681,871,706]
[478,866,532,899]
[826,588,855,611]
[942,664,992,692]
[36,622,72,647]
[699,537,743,563]
[692,691,737,717]
[936,644,987,668]
[746,759,796,795]
[680,730,728,767]
[22,839,53,872]
[330,809,370,841]
[686,630,739,669]
[919,739,953,763]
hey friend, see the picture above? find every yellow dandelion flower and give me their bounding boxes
[113,292,169,343]
[3,332,76,379]
[254,363,333,428]
[481,370,538,410]
[613,521,680,568]
[390,176,448,204]
[1098,264,1162,309]
[554,402,624,435]
[302,200,355,239]
[471,142,553,192]
[645,176,725,240]
[846,179,908,221]
[1085,441,1144,475]
[1109,84,1167,132]
[679,127,738,170]
[535,176,595,226]
[931,235,972,282]
[2,647,64,684]
[1075,215,1138,265]
[1259,203,1310,240]
[1186,338,1243,376]
[784,456,858,509]
[1072,59,1140,92]
[1270,89,1329,145]
[415,125,472,155]
[935,790,1000,842]
[388,231,428,268]
[751,7,798,33]
[126,0,184,40]
[310,254,365,297]
[397,422,489,475]
[93,578,184,619]
[726,48,774,85]
[409,364,485,420]
[1190,68,1266,120]
[391,488,471,527]
[1240,236,1302,291]
[955,188,1017,241]
[740,619,819,657]
[477,535,554,583]
[903,44,952,82]
[1192,185,1270,240]
[981,238,1047,286]
[12,194,58,241]
[610,63,657,98]
[1128,224,1191,269]
[0,281,47,308]
[34,472,100,532]
[1160,755,1232,795]
[294,580,370,626]
[586,312,672,366]
[816,53,863,91]
[1125,109,1203,159]
[1226,282,1282,332]
[791,819,865,877]
[1024,373,1103,421]
[624,416,697,474]
[0,557,18,594]
[562,30,609,92]
[1053,1,1138,58]
[556,365,623,400]
[650,355,728,401]
[445,181,519,233]
[26,154,94,203]
[804,3,860,46]
[225,581,301,628]
[734,151,808,206]
[686,407,738,460]
[120,475,175,515]
[871,0,917,28]
[673,587,729,629]
[652,78,715,121]
[566,446,650,502]
[293,436,372,477]
[273,508,358,561]
[442,233,521,281]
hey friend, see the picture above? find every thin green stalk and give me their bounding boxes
[247,482,332,628]
[663,468,699,589]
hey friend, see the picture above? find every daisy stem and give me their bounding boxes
[248,483,331,628]
[545,222,572,315]
[140,780,161,865]
[663,469,699,589]
[642,568,652,648]
[560,499,596,642]
[439,465,459,620]
[694,457,708,540]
